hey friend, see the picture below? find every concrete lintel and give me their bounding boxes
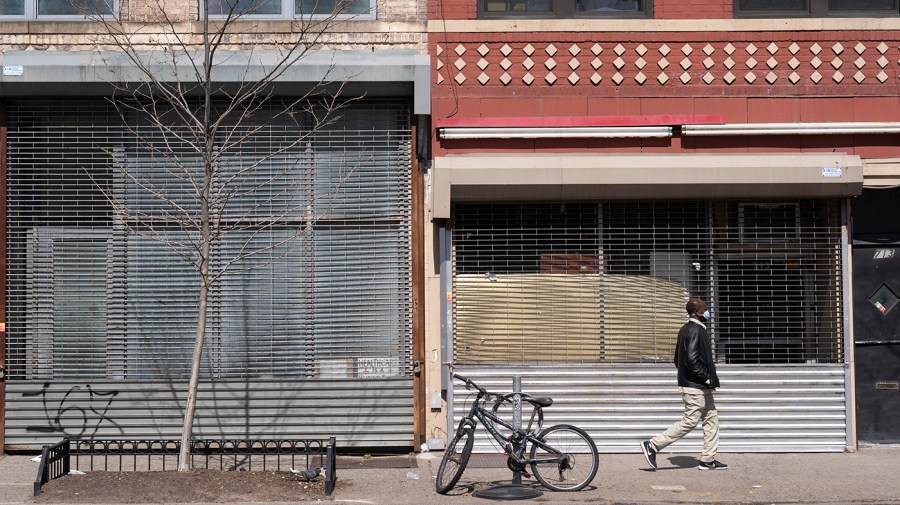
[427,17,900,33]
[432,153,864,219]
[0,50,430,113]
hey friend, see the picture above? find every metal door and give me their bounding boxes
[852,245,900,443]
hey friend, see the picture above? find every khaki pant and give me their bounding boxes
[649,389,719,463]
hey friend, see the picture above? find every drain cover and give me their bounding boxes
[473,483,543,500]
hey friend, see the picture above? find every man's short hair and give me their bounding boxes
[685,297,704,316]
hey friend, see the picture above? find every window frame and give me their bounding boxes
[733,0,900,18]
[451,200,845,366]
[8,99,413,381]
[0,0,119,20]
[476,0,652,19]
[202,0,376,20]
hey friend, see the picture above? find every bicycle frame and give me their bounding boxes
[455,387,563,466]
[437,374,598,494]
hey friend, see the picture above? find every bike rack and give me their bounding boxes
[472,375,543,501]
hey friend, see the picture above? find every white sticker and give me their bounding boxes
[3,65,23,76]
[357,357,400,378]
[822,167,843,178]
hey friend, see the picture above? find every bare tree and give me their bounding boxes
[81,0,362,470]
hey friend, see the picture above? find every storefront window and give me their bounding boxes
[452,201,844,366]
[0,0,25,15]
[0,0,115,18]
[205,0,374,17]
[735,0,899,16]
[296,0,371,15]
[479,0,650,18]
[38,0,113,15]
[206,0,282,15]
[5,99,411,381]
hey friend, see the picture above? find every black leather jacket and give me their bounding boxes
[674,319,720,390]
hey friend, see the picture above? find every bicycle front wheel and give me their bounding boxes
[529,424,598,492]
[435,426,474,494]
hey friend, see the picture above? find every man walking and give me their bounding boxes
[640,297,727,471]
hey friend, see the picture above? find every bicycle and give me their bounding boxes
[435,374,599,494]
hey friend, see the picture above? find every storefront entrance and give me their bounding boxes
[852,188,900,444]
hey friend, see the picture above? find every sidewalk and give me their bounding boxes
[3,445,900,504]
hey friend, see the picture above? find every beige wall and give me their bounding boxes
[0,0,427,52]
[423,205,447,447]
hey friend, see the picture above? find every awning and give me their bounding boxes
[0,50,431,114]
[431,152,863,218]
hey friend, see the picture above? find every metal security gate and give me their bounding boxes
[3,99,414,450]
[449,366,848,453]
[5,379,413,448]
[448,201,850,452]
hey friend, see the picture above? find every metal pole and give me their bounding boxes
[472,375,542,499]
[511,375,522,485]
[841,199,856,451]
[439,226,452,392]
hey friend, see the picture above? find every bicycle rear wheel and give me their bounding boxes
[529,424,598,492]
[435,426,474,494]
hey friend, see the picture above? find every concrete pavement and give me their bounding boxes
[3,444,900,504]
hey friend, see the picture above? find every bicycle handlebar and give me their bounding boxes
[452,373,490,396]
[452,374,548,409]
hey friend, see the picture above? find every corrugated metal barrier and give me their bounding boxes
[450,366,848,453]
[5,379,414,450]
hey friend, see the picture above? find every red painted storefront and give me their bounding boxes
[427,0,900,450]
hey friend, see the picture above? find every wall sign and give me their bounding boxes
[3,65,24,76]
[357,357,400,378]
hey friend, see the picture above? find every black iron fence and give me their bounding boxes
[34,437,337,496]
[33,438,70,496]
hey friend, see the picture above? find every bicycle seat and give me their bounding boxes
[524,396,553,408]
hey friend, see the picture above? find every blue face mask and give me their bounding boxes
[702,309,711,321]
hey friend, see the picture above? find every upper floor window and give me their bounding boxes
[478,0,651,18]
[735,0,899,17]
[205,0,374,18]
[0,0,116,19]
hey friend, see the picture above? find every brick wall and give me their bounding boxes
[429,0,733,20]
[655,0,730,19]
[0,0,427,52]
[428,0,475,20]
[431,93,900,154]
[430,28,900,159]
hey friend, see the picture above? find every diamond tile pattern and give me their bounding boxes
[432,40,899,88]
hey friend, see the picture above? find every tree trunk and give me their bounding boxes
[177,274,209,471]
[178,192,212,470]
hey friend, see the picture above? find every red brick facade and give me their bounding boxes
[430,36,900,158]
[428,2,900,160]
[429,0,732,20]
